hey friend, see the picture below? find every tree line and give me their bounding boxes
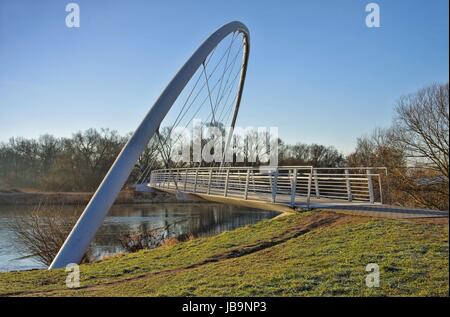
[0,83,448,210]
[0,129,129,191]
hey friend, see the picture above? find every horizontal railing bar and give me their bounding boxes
[150,166,385,206]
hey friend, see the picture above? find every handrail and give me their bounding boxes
[149,166,386,207]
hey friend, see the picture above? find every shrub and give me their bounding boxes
[9,203,91,266]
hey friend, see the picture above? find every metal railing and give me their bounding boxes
[149,166,386,208]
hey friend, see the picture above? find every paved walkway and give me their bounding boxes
[292,197,448,218]
[306,204,448,219]
[223,191,448,219]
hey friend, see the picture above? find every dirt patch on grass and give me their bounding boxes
[200,212,348,263]
[104,212,351,277]
[410,217,449,226]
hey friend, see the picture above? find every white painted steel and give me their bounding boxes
[345,169,352,202]
[49,21,250,269]
[149,166,385,206]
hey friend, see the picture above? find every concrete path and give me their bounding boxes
[304,204,448,219]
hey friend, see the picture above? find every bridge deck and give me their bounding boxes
[148,166,448,219]
[152,186,449,219]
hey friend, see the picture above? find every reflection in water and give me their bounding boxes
[0,203,278,271]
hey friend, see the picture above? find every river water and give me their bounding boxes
[0,203,278,272]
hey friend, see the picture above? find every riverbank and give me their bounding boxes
[0,188,192,206]
[0,210,447,296]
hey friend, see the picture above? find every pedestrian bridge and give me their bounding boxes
[148,166,386,210]
[48,21,447,270]
[148,166,449,219]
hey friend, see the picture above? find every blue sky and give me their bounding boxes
[0,0,448,153]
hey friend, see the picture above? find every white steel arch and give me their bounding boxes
[49,21,250,269]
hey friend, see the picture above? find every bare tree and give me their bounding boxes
[347,84,449,210]
[279,142,344,167]
[9,203,91,266]
[56,128,125,190]
[393,83,449,179]
[133,136,162,183]
[291,143,310,162]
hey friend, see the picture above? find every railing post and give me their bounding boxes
[313,169,320,198]
[172,170,177,189]
[290,168,297,207]
[167,170,170,189]
[270,170,278,203]
[306,169,312,209]
[244,169,250,200]
[224,168,230,197]
[345,169,352,202]
[175,170,180,190]
[252,171,256,194]
[184,170,188,191]
[367,168,374,204]
[378,174,383,204]
[193,169,199,193]
[207,168,213,195]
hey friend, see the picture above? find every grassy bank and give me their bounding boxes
[0,211,448,297]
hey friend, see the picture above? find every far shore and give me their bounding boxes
[0,188,188,206]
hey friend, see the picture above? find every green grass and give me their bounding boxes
[0,211,448,297]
